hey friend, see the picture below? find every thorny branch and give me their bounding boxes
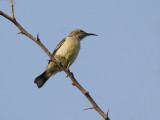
[0,0,110,120]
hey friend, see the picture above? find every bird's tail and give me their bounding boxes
[34,71,50,88]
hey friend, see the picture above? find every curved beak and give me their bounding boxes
[86,33,98,36]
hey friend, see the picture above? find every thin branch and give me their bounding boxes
[83,106,94,110]
[0,11,12,21]
[0,1,110,120]
[16,32,23,35]
[9,0,14,19]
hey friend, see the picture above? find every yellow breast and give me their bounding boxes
[55,37,80,67]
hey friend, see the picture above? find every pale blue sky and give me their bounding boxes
[0,0,160,120]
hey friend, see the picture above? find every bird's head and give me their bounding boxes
[68,29,97,40]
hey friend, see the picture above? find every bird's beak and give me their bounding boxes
[86,33,98,36]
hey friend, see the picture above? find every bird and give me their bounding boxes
[34,29,97,88]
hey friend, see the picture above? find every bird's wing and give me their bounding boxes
[48,38,66,64]
[52,38,66,56]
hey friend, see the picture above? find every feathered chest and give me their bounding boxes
[55,37,80,60]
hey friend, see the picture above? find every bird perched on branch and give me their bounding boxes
[34,29,97,88]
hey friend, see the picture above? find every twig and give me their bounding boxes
[0,1,110,120]
[9,0,14,19]
[83,106,94,110]
[16,32,23,35]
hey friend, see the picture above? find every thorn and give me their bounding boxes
[16,32,23,35]
[36,33,40,41]
[84,91,89,95]
[83,107,94,110]
[107,109,109,113]
[70,72,74,77]
[106,109,110,120]
[106,109,109,116]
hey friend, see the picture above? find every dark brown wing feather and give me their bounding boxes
[48,38,66,64]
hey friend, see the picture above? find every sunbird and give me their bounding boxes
[34,29,97,88]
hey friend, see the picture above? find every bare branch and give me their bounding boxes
[9,0,14,19]
[0,11,13,21]
[0,1,110,120]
